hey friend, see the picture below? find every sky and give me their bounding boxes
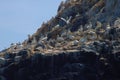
[0,0,65,51]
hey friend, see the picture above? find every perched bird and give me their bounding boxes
[76,13,80,17]
[84,22,92,31]
[88,31,97,40]
[57,35,64,42]
[71,40,79,46]
[31,37,37,45]
[95,21,102,30]
[86,22,93,29]
[114,18,120,28]
[79,36,87,43]
[79,25,83,32]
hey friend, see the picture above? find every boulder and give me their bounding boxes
[0,76,6,80]
[113,50,120,61]
[14,56,22,63]
[63,63,85,72]
[0,57,6,67]
[17,50,29,59]
[4,53,15,59]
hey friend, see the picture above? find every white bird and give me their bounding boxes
[57,36,64,42]
[41,37,48,41]
[114,18,120,28]
[79,25,83,32]
[32,37,37,44]
[71,40,79,46]
[86,22,92,29]
[54,24,60,29]
[60,16,72,24]
[106,24,111,30]
[76,13,80,17]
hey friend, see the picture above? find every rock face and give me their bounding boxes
[0,0,120,80]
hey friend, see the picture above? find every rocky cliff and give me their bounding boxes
[0,0,120,80]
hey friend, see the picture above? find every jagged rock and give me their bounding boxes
[60,5,78,19]
[0,57,6,67]
[17,50,29,59]
[4,53,15,59]
[0,76,6,80]
[63,63,85,72]
[70,15,88,32]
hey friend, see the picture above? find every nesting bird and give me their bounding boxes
[31,37,37,45]
[87,31,97,40]
[75,13,80,17]
[41,37,48,41]
[103,23,111,39]
[114,18,120,28]
[71,40,79,46]
[86,22,93,29]
[79,36,87,44]
[68,35,75,40]
[54,24,60,29]
[95,21,102,30]
[57,35,64,42]
[106,24,111,29]
[79,25,84,32]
